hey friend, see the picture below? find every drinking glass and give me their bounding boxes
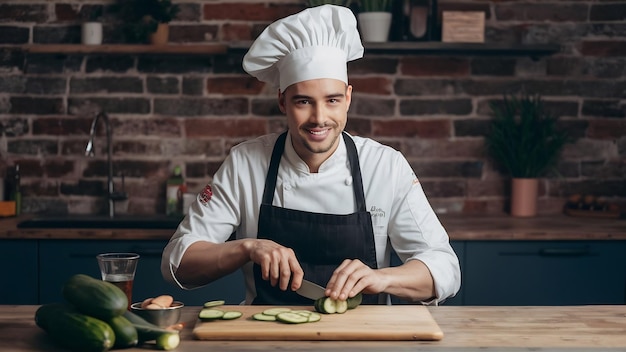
[96,252,139,309]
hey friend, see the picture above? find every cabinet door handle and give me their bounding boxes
[538,248,591,257]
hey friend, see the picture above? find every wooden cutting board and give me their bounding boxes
[192,305,443,341]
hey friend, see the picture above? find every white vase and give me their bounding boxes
[358,12,392,43]
[81,22,103,45]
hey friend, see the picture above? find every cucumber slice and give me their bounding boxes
[262,307,292,316]
[335,299,348,314]
[307,312,322,323]
[198,308,224,321]
[203,300,225,308]
[315,297,349,314]
[291,310,313,317]
[252,313,276,321]
[276,312,309,324]
[322,297,337,314]
[221,311,243,320]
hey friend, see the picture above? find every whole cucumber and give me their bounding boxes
[62,274,127,320]
[35,303,115,352]
[107,315,138,348]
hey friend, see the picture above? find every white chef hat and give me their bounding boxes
[242,5,364,92]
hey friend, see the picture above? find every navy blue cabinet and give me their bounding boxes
[4,238,625,306]
[0,240,38,304]
[463,241,626,305]
[38,240,245,306]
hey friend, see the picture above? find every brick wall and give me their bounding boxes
[0,0,624,216]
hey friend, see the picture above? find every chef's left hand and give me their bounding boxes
[324,259,385,301]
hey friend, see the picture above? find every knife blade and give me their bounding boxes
[295,279,326,300]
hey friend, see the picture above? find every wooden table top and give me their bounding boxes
[2,305,625,351]
[1,213,625,241]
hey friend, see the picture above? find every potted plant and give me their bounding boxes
[356,0,393,42]
[112,0,180,45]
[81,6,104,45]
[485,92,571,217]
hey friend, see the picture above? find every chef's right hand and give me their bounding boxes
[246,239,304,291]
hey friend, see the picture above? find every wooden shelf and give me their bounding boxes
[22,44,228,55]
[363,42,561,57]
[229,41,560,58]
[19,42,560,58]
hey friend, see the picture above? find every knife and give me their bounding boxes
[295,279,326,300]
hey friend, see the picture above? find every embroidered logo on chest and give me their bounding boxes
[370,206,386,220]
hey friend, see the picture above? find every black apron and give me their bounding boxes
[252,131,379,305]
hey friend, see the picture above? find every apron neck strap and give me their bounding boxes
[342,131,367,212]
[262,132,287,205]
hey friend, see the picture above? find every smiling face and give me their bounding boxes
[279,78,352,172]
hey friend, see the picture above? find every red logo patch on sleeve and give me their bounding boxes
[199,184,213,205]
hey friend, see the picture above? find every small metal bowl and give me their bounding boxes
[130,301,184,327]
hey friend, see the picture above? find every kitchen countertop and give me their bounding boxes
[2,305,625,351]
[1,213,624,241]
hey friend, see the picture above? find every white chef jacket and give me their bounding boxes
[162,132,461,305]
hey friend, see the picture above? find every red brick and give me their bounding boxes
[590,3,626,21]
[54,4,78,22]
[495,3,587,22]
[0,4,48,22]
[33,118,90,136]
[350,77,392,95]
[114,119,181,138]
[221,23,254,41]
[401,57,470,76]
[403,139,484,158]
[15,159,44,177]
[372,120,451,138]
[23,180,59,197]
[207,77,265,95]
[127,198,160,215]
[580,41,626,57]
[185,119,268,138]
[345,118,372,137]
[467,179,506,198]
[45,159,75,177]
[588,120,626,139]
[350,57,397,75]
[203,3,303,21]
[462,200,489,214]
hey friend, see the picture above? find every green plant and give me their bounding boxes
[112,0,180,43]
[485,93,571,178]
[358,0,392,12]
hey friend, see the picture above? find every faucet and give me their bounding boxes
[85,111,127,218]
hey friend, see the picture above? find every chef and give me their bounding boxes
[161,5,460,305]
